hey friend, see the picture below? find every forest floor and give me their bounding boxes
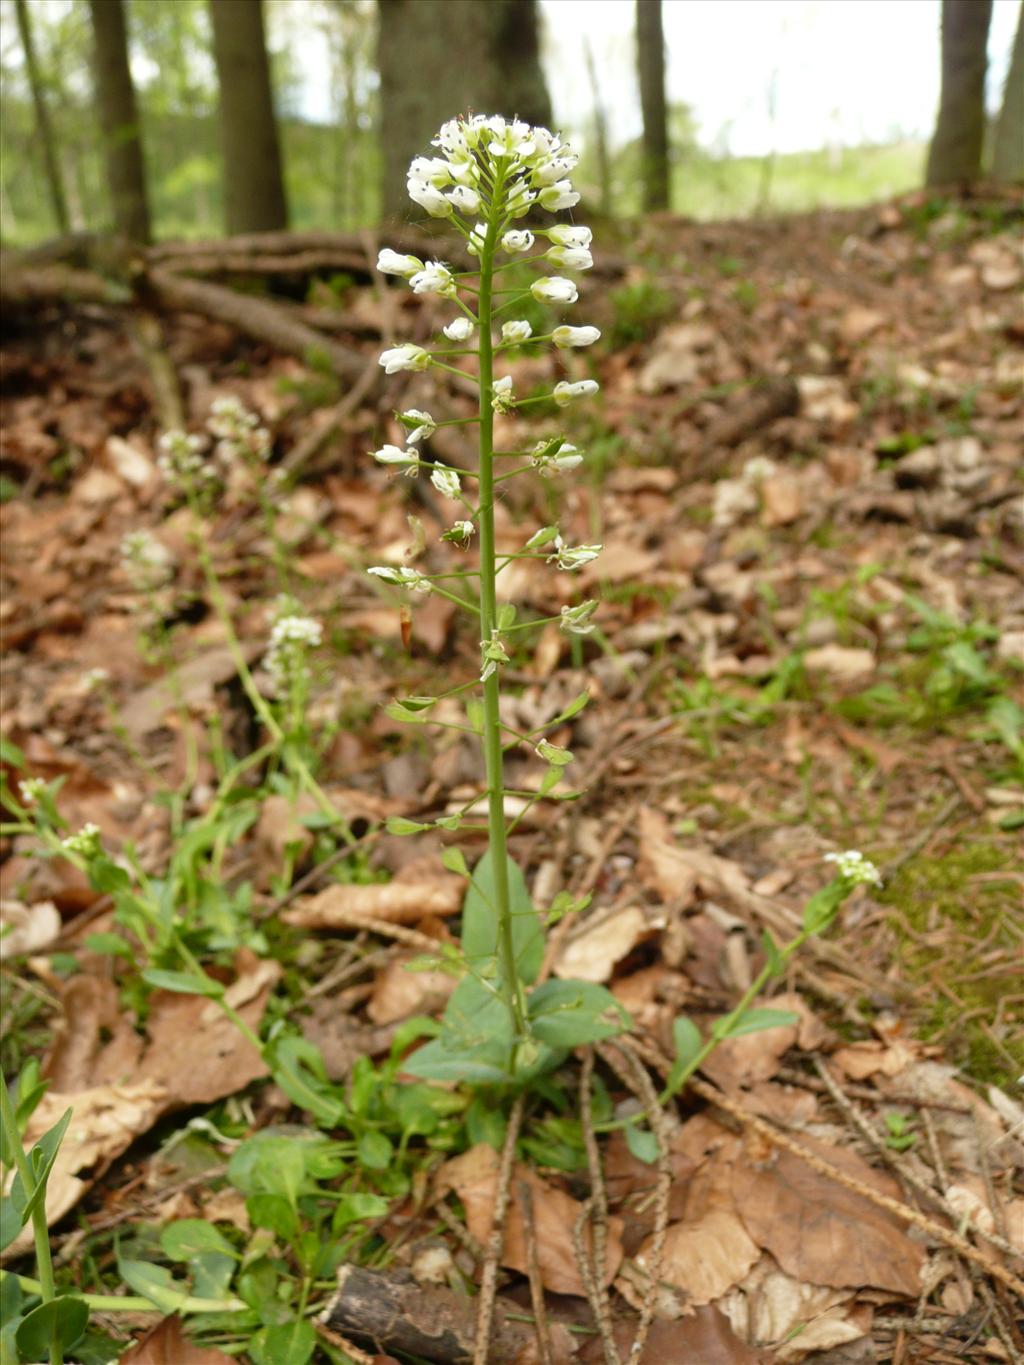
[1,188,1022,1365]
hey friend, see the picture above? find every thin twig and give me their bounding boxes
[434,1197,486,1263]
[472,1093,525,1365]
[579,1049,621,1365]
[517,1180,554,1365]
[314,1319,379,1364]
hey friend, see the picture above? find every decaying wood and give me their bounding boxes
[321,1265,536,1364]
[0,260,130,307]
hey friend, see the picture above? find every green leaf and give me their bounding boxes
[666,1016,703,1095]
[386,816,432,836]
[11,1108,72,1225]
[246,1193,299,1240]
[264,1036,346,1128]
[441,847,470,877]
[461,850,544,987]
[715,1007,799,1040]
[625,1124,659,1165]
[384,700,429,724]
[551,690,591,725]
[400,1037,513,1085]
[249,1319,316,1365]
[15,1296,88,1360]
[160,1218,236,1263]
[0,736,25,768]
[356,1131,393,1170]
[801,883,843,935]
[191,1251,236,1302]
[117,1260,189,1314]
[761,930,784,978]
[332,1192,390,1234]
[88,857,132,895]
[528,980,630,1047]
[228,1135,308,1208]
[141,968,224,997]
[0,1197,20,1253]
[465,1097,507,1150]
[83,932,133,959]
[497,603,517,630]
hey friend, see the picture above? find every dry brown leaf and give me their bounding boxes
[579,1307,763,1364]
[640,1208,760,1305]
[0,898,61,958]
[720,1256,867,1360]
[284,862,464,928]
[3,1081,167,1256]
[732,1135,925,1295]
[120,646,257,738]
[802,644,876,686]
[120,1316,235,1364]
[832,1039,918,1080]
[436,1144,623,1297]
[366,953,455,1024]
[760,474,804,527]
[552,904,647,983]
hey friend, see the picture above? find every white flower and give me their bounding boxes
[373,443,417,468]
[538,181,580,211]
[263,604,322,691]
[400,410,436,443]
[824,850,883,887]
[121,529,174,587]
[446,185,480,213]
[549,225,592,248]
[531,440,583,474]
[553,325,601,349]
[61,822,102,857]
[368,566,432,593]
[466,222,488,256]
[548,537,602,571]
[407,179,453,217]
[532,155,579,186]
[409,261,456,297]
[18,777,47,806]
[480,629,510,682]
[548,245,593,271]
[531,276,578,304]
[430,467,462,499]
[443,317,475,342]
[408,156,452,187]
[491,376,515,413]
[502,229,534,253]
[442,519,475,546]
[501,320,533,344]
[157,429,209,487]
[553,379,600,407]
[559,600,599,634]
[379,344,430,375]
[377,248,423,278]
[505,182,537,218]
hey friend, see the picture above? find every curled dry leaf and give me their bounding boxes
[367,952,455,1024]
[701,992,829,1092]
[284,860,464,929]
[831,1039,918,1080]
[720,1256,868,1361]
[120,1315,235,1364]
[553,903,648,983]
[639,1207,760,1306]
[436,1144,624,1297]
[579,1307,763,1365]
[0,898,61,958]
[731,1134,925,1296]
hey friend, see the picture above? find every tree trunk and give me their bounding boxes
[992,0,1024,181]
[926,0,993,186]
[378,0,551,219]
[583,37,612,215]
[89,0,151,243]
[208,0,289,233]
[14,0,69,235]
[636,0,670,211]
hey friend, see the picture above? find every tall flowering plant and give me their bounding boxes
[370,115,626,1084]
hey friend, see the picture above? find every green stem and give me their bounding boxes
[476,167,530,1063]
[0,1076,60,1365]
[12,1276,244,1315]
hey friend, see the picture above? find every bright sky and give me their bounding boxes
[541,0,1021,156]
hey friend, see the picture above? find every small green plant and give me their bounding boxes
[607,276,675,347]
[883,1111,917,1151]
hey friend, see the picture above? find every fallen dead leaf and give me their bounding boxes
[120,1316,235,1364]
[720,1255,868,1360]
[832,1039,918,1081]
[802,644,876,686]
[436,1144,623,1297]
[284,858,464,928]
[760,473,804,527]
[640,1207,760,1306]
[0,898,61,958]
[367,952,455,1024]
[701,992,828,1091]
[732,1133,925,1295]
[553,904,648,983]
[579,1307,763,1364]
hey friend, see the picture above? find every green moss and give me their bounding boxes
[880,836,1022,1087]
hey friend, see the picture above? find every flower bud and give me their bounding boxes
[501,320,533,344]
[410,261,456,297]
[553,379,599,406]
[531,276,578,304]
[549,225,592,248]
[502,229,534,253]
[538,181,581,211]
[379,344,431,374]
[442,317,475,342]
[552,325,601,349]
[377,248,423,278]
[446,185,481,213]
[491,376,515,412]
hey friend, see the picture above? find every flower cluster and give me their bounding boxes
[157,430,211,490]
[263,600,323,694]
[61,822,103,858]
[121,529,174,590]
[18,777,47,807]
[824,850,883,887]
[208,396,271,466]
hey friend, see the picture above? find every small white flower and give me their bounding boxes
[466,222,488,256]
[553,325,601,349]
[824,850,883,887]
[548,538,602,571]
[553,380,600,407]
[377,248,423,278]
[430,467,462,499]
[442,519,475,546]
[121,529,174,588]
[531,276,578,305]
[501,320,533,345]
[408,156,452,187]
[368,566,432,593]
[157,429,208,487]
[263,605,322,691]
[549,225,592,248]
[491,376,515,412]
[400,410,436,444]
[505,182,537,218]
[379,344,431,375]
[480,629,510,682]
[538,180,580,211]
[559,600,599,635]
[407,179,453,217]
[18,777,47,806]
[61,822,102,858]
[443,317,475,342]
[373,444,418,468]
[409,261,456,297]
[532,440,583,474]
[502,229,534,253]
[548,245,593,271]
[533,155,579,187]
[446,185,480,213]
